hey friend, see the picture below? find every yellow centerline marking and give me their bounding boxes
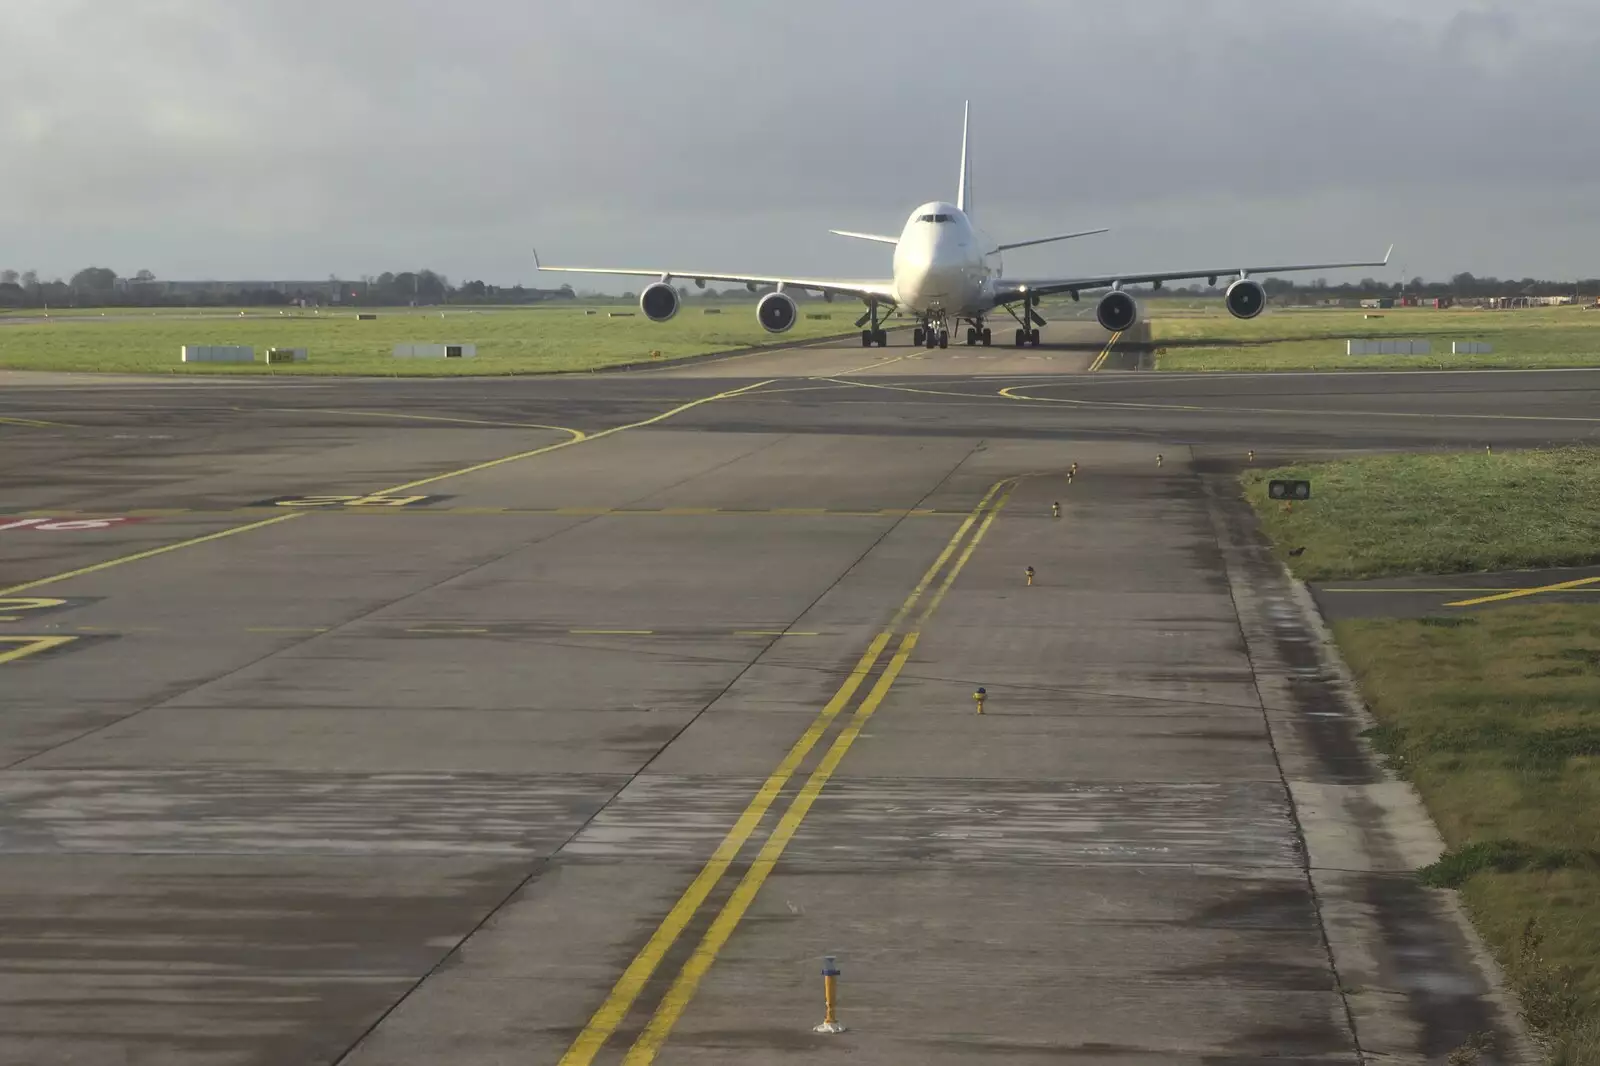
[558,479,1012,1066]
[569,629,655,635]
[1087,329,1123,372]
[733,630,820,637]
[1446,575,1600,607]
[555,630,891,1066]
[1321,587,1600,594]
[0,513,306,597]
[997,383,1600,424]
[0,382,773,598]
[255,407,588,437]
[0,635,78,665]
[375,379,774,496]
[0,415,74,428]
[621,481,1015,1065]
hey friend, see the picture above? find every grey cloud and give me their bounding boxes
[1,0,1596,283]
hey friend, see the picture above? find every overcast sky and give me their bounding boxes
[2,0,1596,288]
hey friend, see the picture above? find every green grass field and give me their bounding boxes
[1336,607,1600,1063]
[1243,448,1600,581]
[0,302,880,375]
[1242,447,1600,1060]
[1152,305,1600,371]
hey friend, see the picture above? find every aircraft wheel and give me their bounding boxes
[938,330,949,349]
[965,328,976,345]
[1030,329,1042,347]
[861,330,873,347]
[982,328,992,346]
[1014,329,1026,347]
[912,327,924,346]
[875,330,888,347]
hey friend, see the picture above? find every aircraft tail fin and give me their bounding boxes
[956,100,971,216]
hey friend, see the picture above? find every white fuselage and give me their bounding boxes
[890,201,998,316]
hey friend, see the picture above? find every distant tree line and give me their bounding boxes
[0,267,578,309]
[2,265,1595,310]
[1156,272,1600,302]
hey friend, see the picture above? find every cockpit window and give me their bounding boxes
[935,213,952,222]
[918,214,934,222]
[918,213,954,223]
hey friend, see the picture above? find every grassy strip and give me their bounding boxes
[1334,606,1600,1063]
[1242,447,1600,581]
[0,303,872,376]
[1151,305,1600,371]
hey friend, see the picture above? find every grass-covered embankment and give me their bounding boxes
[1243,446,1600,1062]
[1152,305,1600,371]
[1243,447,1600,581]
[0,303,868,375]
[1336,607,1600,1064]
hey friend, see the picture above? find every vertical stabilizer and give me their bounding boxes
[956,100,971,216]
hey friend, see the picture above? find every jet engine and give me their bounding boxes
[1224,278,1266,320]
[1095,290,1140,332]
[639,282,680,322]
[757,291,797,333]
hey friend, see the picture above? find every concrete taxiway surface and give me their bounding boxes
[3,319,1593,1064]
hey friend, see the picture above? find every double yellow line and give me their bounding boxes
[559,477,1017,1066]
[1087,330,1122,372]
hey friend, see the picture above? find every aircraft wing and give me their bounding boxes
[994,246,1394,302]
[534,251,896,303]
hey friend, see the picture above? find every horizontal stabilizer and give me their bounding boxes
[992,228,1109,254]
[829,230,900,245]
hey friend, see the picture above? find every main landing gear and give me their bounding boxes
[857,301,890,347]
[1005,296,1044,347]
[959,316,993,346]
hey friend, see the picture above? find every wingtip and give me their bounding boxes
[532,247,542,269]
[1383,243,1395,265]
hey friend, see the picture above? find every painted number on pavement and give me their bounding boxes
[0,517,146,533]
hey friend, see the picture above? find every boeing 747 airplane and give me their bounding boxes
[535,103,1391,350]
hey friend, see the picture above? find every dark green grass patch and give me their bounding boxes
[1243,447,1600,581]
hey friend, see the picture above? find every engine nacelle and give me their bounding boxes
[1224,278,1266,320]
[756,291,797,334]
[1096,290,1140,332]
[639,282,680,322]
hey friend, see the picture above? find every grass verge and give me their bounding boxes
[0,303,873,376]
[1335,606,1600,1063]
[1151,305,1600,371]
[1242,447,1600,581]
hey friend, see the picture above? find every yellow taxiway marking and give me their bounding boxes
[733,630,821,637]
[621,482,1015,1066]
[0,382,772,597]
[375,379,775,496]
[569,629,655,636]
[1322,587,1600,594]
[406,626,490,634]
[1087,329,1123,372]
[0,415,74,428]
[996,383,1600,424]
[559,478,1014,1066]
[836,350,917,375]
[0,635,78,666]
[255,407,588,437]
[1446,575,1600,608]
[245,626,331,634]
[0,513,306,597]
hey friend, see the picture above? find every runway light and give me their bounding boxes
[813,956,845,1033]
[974,686,987,715]
[1025,566,1035,586]
[1485,444,1492,455]
[1070,462,1078,475]
[1051,501,1060,518]
[1156,454,1163,467]
[1247,450,1255,463]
